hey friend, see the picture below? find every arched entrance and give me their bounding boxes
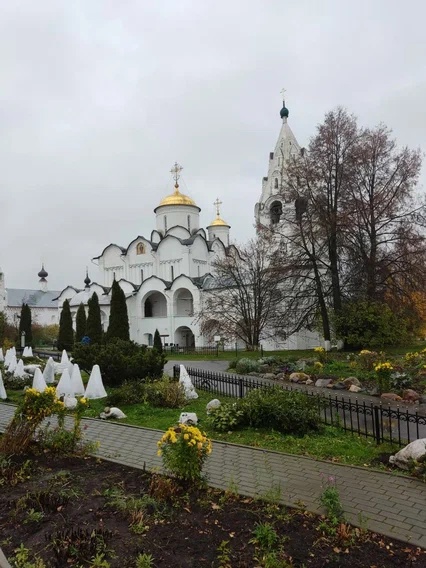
[174,326,195,348]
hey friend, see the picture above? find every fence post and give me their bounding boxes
[238,378,244,399]
[373,405,381,445]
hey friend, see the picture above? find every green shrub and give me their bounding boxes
[73,339,166,387]
[228,359,237,370]
[240,387,321,435]
[207,403,245,432]
[390,372,412,391]
[235,358,261,374]
[144,377,186,408]
[107,380,147,406]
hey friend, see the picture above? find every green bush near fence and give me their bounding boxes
[208,386,322,436]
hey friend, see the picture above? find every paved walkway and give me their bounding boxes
[1,402,425,550]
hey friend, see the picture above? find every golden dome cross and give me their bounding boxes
[214,197,222,216]
[170,162,183,186]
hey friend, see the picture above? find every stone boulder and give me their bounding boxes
[206,399,221,414]
[289,372,310,383]
[315,378,332,388]
[333,382,346,390]
[420,395,426,405]
[262,373,276,380]
[402,389,421,403]
[343,377,361,388]
[349,385,362,393]
[389,438,426,470]
[305,378,313,385]
[380,393,403,402]
[179,412,198,425]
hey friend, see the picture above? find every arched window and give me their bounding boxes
[164,216,168,232]
[187,215,191,231]
[274,178,278,189]
[136,242,145,255]
[270,201,282,224]
[171,266,174,280]
[140,269,144,282]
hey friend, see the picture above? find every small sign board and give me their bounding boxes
[214,336,221,343]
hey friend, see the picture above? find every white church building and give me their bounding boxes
[55,163,237,348]
[0,96,320,350]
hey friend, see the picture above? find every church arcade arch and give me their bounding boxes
[173,288,194,317]
[143,291,167,318]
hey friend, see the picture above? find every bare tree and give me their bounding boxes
[197,237,296,349]
[343,124,425,303]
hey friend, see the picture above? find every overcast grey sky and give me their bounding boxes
[1,0,425,290]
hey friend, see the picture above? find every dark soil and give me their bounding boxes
[1,453,425,567]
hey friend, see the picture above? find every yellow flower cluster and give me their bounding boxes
[314,347,325,353]
[374,361,394,373]
[22,386,64,422]
[359,350,374,356]
[157,424,212,457]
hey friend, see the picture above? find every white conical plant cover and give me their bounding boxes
[179,365,198,400]
[14,359,25,378]
[4,349,12,365]
[68,361,74,377]
[71,364,85,396]
[32,368,47,391]
[43,357,55,384]
[84,365,107,399]
[11,346,16,355]
[28,346,33,357]
[7,355,17,373]
[0,370,7,400]
[0,347,4,362]
[56,368,74,397]
[22,346,30,357]
[61,350,69,365]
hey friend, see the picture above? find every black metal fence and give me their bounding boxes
[174,365,426,447]
[164,345,243,356]
[32,350,62,361]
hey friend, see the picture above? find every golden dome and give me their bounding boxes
[208,215,229,227]
[158,184,197,207]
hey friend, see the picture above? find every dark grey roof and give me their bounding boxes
[6,288,60,308]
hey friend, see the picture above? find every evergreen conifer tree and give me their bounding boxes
[153,328,163,352]
[86,292,103,345]
[106,280,130,342]
[57,299,74,351]
[18,303,33,346]
[75,303,87,344]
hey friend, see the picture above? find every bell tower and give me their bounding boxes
[255,90,302,230]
